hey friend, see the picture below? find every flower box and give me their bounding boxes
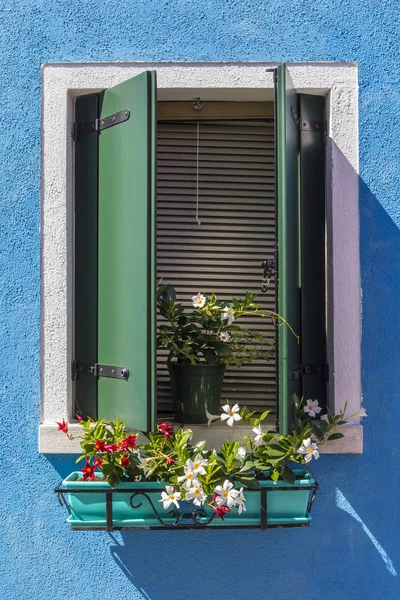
[56,469,317,531]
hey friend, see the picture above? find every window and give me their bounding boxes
[39,62,361,454]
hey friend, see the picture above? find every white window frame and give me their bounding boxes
[39,62,362,454]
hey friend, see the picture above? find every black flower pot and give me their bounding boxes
[167,362,226,424]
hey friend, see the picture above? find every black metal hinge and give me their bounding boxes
[73,108,130,141]
[291,106,326,137]
[72,360,129,381]
[291,363,329,382]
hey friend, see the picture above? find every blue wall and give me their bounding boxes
[1,1,399,598]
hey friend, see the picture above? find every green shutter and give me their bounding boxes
[97,71,157,430]
[74,93,99,420]
[276,64,301,434]
[299,94,327,408]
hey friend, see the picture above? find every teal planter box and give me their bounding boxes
[204,469,315,528]
[62,473,175,528]
[59,469,316,530]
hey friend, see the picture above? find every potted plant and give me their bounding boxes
[55,398,367,529]
[157,283,293,423]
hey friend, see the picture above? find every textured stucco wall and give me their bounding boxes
[1,1,399,599]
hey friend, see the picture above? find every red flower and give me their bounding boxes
[213,505,231,520]
[75,414,83,422]
[158,422,174,439]
[93,457,104,469]
[120,455,130,468]
[120,435,137,451]
[164,455,175,465]
[94,439,107,452]
[56,419,68,434]
[104,443,119,453]
[80,459,96,481]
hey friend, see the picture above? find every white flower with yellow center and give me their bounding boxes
[214,480,239,507]
[178,469,200,491]
[298,438,320,463]
[221,403,241,427]
[191,454,208,475]
[252,425,266,446]
[221,306,235,325]
[219,331,231,342]
[304,399,322,418]
[159,486,181,509]
[191,293,206,308]
[186,484,207,507]
[236,488,247,514]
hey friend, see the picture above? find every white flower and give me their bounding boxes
[137,452,148,476]
[159,486,181,509]
[178,455,207,490]
[320,414,329,422]
[304,399,322,418]
[206,409,219,427]
[186,484,207,506]
[348,407,368,419]
[220,403,241,427]
[191,453,208,475]
[219,331,231,342]
[252,425,265,446]
[214,480,239,507]
[298,438,320,463]
[236,446,246,460]
[221,306,235,325]
[236,488,247,514]
[192,293,206,308]
[178,470,200,491]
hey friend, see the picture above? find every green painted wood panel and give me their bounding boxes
[300,94,327,408]
[276,64,301,434]
[97,71,157,431]
[74,93,99,420]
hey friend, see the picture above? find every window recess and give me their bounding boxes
[156,105,277,418]
[72,65,327,435]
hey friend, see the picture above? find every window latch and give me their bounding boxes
[72,360,129,381]
[260,259,275,293]
[291,363,329,382]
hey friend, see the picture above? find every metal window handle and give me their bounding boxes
[261,259,275,293]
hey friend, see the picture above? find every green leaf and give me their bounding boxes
[75,454,87,464]
[202,349,218,364]
[327,433,345,441]
[281,465,296,484]
[235,476,260,490]
[271,470,280,482]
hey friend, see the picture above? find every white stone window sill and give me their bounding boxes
[39,422,363,454]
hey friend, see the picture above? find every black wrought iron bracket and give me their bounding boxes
[54,479,319,532]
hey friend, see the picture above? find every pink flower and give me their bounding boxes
[120,455,130,468]
[75,414,83,422]
[56,419,68,434]
[93,457,104,469]
[94,439,107,452]
[213,505,231,520]
[104,443,119,453]
[80,459,96,481]
[164,455,175,465]
[120,435,137,451]
[158,422,174,439]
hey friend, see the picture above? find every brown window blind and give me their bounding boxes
[156,117,276,415]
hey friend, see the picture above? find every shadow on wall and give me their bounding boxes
[46,148,400,600]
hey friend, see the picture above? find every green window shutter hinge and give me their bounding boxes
[291,363,329,382]
[72,359,129,381]
[73,108,130,141]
